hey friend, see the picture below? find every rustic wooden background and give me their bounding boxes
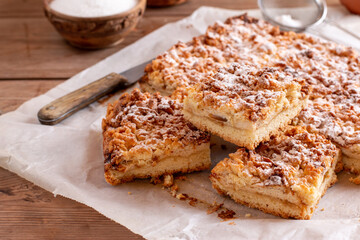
[0,0,341,239]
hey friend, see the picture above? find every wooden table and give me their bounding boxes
[0,0,341,239]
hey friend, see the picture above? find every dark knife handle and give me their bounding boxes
[38,72,129,125]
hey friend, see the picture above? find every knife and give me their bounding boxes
[37,60,152,125]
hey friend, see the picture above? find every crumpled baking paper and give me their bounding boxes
[1,6,360,240]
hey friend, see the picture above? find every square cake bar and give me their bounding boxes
[210,126,341,220]
[102,89,211,185]
[183,63,310,149]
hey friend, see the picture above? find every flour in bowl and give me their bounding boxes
[50,0,138,18]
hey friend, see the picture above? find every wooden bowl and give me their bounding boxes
[43,0,146,49]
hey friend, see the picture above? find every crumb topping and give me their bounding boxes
[102,89,210,167]
[143,37,225,92]
[349,175,360,185]
[187,63,308,121]
[225,127,338,188]
[294,98,360,147]
[144,13,360,147]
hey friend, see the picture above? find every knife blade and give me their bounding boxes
[37,59,152,125]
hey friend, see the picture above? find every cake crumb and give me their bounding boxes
[176,193,186,200]
[207,202,223,214]
[320,208,325,211]
[228,221,236,225]
[171,184,179,192]
[188,197,198,207]
[218,209,236,221]
[349,175,360,185]
[128,192,132,195]
[150,177,162,185]
[163,174,174,187]
[245,213,251,218]
[170,184,179,197]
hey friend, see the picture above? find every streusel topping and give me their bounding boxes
[226,127,338,188]
[144,13,360,147]
[143,38,226,92]
[102,89,210,166]
[294,98,360,147]
[187,63,309,121]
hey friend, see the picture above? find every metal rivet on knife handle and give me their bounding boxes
[37,72,129,125]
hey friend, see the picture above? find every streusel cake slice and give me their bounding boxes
[183,63,310,149]
[102,89,211,185]
[210,126,341,220]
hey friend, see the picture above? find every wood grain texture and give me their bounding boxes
[0,0,341,239]
[38,73,129,125]
[0,16,182,79]
[0,168,144,240]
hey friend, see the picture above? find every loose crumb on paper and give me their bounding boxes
[150,176,162,185]
[218,209,236,221]
[159,174,237,222]
[176,193,187,200]
[128,192,132,195]
[245,213,251,218]
[207,202,223,214]
[320,208,325,211]
[349,175,360,185]
[163,174,174,187]
[228,221,236,225]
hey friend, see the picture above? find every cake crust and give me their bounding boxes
[141,13,360,172]
[210,126,341,219]
[183,64,310,149]
[102,89,211,185]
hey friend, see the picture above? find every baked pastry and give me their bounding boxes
[210,126,341,220]
[141,13,360,173]
[102,89,211,185]
[140,38,227,96]
[294,98,360,174]
[182,63,310,149]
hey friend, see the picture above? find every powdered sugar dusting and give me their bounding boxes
[144,13,360,147]
[193,63,304,121]
[102,89,210,166]
[228,127,338,187]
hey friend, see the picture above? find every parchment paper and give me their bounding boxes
[1,6,360,240]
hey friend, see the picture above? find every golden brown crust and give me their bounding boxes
[216,127,339,188]
[184,63,309,122]
[102,89,210,183]
[210,126,341,219]
[142,12,360,171]
[212,174,337,220]
[105,162,209,185]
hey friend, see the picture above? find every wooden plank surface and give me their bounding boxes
[0,0,341,239]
